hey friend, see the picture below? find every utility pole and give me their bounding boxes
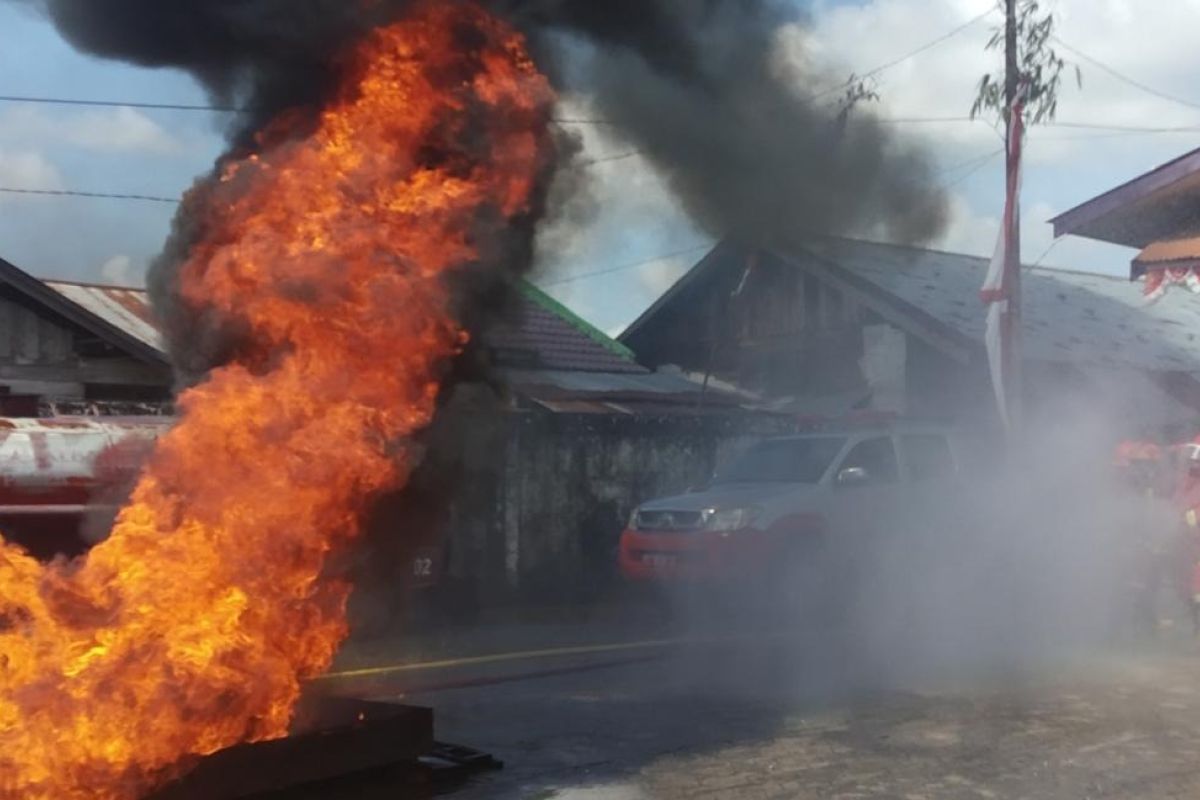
[1003,0,1023,432]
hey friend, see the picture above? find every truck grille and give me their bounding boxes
[635,509,704,531]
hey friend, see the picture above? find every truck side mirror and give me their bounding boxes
[837,466,870,488]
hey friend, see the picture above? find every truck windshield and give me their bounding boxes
[712,436,848,484]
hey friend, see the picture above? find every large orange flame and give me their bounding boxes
[0,4,554,798]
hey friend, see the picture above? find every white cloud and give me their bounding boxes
[936,190,1134,276]
[99,254,141,286]
[70,106,184,154]
[636,256,691,297]
[804,6,1199,213]
[0,105,184,155]
[797,0,1000,154]
[533,95,707,333]
[939,197,1073,267]
[935,191,998,258]
[788,0,1195,277]
[803,0,1200,168]
[0,148,63,197]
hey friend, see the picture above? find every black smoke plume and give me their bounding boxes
[502,0,948,247]
[26,0,948,289]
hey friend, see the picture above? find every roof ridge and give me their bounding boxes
[43,277,148,292]
[518,281,637,362]
[815,235,1130,281]
[0,256,167,365]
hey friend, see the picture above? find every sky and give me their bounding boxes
[1,0,1199,335]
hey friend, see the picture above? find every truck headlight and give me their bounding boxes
[703,507,759,532]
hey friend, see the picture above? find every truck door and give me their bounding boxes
[821,435,904,623]
[895,433,960,539]
[827,434,903,545]
[898,434,957,485]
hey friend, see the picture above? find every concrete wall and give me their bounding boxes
[445,410,797,605]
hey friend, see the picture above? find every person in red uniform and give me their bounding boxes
[1113,440,1181,639]
[1190,560,1200,636]
[1174,439,1200,635]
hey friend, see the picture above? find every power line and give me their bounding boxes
[1,124,1190,210]
[875,116,981,124]
[1050,37,1200,113]
[1044,121,1200,133]
[1032,127,1200,141]
[575,151,640,166]
[876,116,1200,134]
[0,150,637,206]
[859,7,995,79]
[0,186,180,203]
[9,92,1191,138]
[554,118,617,126]
[0,94,243,113]
[1028,237,1064,270]
[559,114,1200,133]
[0,94,628,126]
[936,147,1005,177]
[556,10,996,125]
[3,9,996,118]
[811,7,997,101]
[541,243,714,287]
[941,149,1003,188]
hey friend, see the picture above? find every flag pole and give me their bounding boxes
[1004,0,1023,435]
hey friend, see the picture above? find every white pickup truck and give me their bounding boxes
[619,420,962,583]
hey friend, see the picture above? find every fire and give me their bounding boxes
[0,4,554,799]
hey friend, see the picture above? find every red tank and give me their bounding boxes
[0,415,444,590]
[0,416,170,558]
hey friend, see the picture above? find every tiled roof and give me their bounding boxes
[486,284,645,374]
[796,237,1200,374]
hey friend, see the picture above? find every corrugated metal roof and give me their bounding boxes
[797,238,1200,373]
[0,416,171,433]
[36,279,647,378]
[42,280,165,354]
[529,398,632,414]
[503,368,716,395]
[1051,146,1200,249]
[530,397,742,415]
[1134,237,1200,265]
[504,368,745,410]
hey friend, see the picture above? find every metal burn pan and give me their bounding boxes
[146,697,434,800]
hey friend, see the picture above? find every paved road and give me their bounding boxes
[327,621,1200,800]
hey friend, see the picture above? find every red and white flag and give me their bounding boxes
[980,85,1027,429]
[1143,266,1200,303]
